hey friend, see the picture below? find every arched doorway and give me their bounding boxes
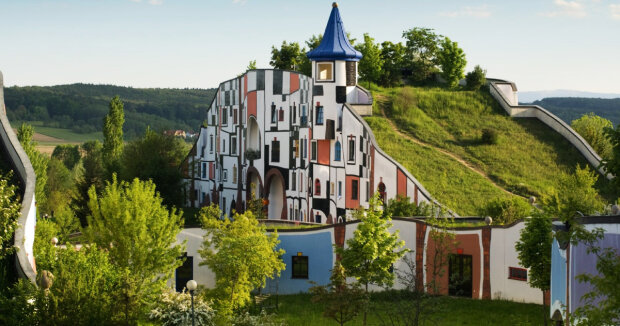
[265,168,287,220]
[246,117,260,152]
[245,166,263,203]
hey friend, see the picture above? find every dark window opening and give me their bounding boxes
[311,141,317,161]
[348,138,355,162]
[271,103,277,124]
[509,267,528,281]
[175,254,193,292]
[292,256,309,279]
[314,178,321,196]
[352,180,358,200]
[449,254,473,297]
[271,140,280,163]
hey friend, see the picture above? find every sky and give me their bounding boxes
[1,0,619,93]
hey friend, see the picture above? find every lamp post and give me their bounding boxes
[186,280,197,326]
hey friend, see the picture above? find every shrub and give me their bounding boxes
[230,311,286,326]
[149,289,216,326]
[465,65,487,90]
[479,197,532,225]
[384,194,430,217]
[481,128,499,145]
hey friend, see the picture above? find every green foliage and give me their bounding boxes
[44,158,75,215]
[270,41,303,71]
[533,97,620,126]
[601,122,620,190]
[465,65,487,91]
[51,144,81,170]
[379,41,406,87]
[356,33,383,87]
[479,197,531,225]
[103,95,125,174]
[120,128,187,207]
[437,37,466,88]
[84,176,185,323]
[72,140,106,225]
[33,218,61,272]
[402,28,443,84]
[481,128,499,145]
[297,34,323,77]
[4,84,215,139]
[0,173,20,259]
[542,165,605,222]
[230,311,286,326]
[571,113,614,159]
[426,214,458,294]
[310,261,368,326]
[384,194,430,217]
[149,289,216,326]
[17,123,48,209]
[198,207,285,317]
[337,192,408,322]
[247,60,257,70]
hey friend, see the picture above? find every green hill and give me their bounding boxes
[366,86,614,216]
[532,97,620,126]
[4,84,217,139]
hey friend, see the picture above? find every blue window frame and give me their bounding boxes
[316,106,324,125]
[334,141,341,161]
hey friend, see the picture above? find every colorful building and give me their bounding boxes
[182,3,436,223]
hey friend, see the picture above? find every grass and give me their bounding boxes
[275,293,546,325]
[367,85,615,215]
[11,121,102,143]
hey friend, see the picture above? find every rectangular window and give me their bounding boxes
[316,106,324,125]
[271,103,277,124]
[293,105,297,124]
[209,135,214,153]
[317,62,333,81]
[271,140,280,163]
[175,254,193,292]
[292,172,297,191]
[231,136,237,155]
[301,105,307,126]
[366,181,370,201]
[359,136,364,152]
[352,180,359,200]
[348,138,355,162]
[303,138,307,158]
[330,182,334,196]
[279,109,284,122]
[222,108,228,125]
[233,109,238,124]
[223,169,228,182]
[292,256,309,279]
[232,166,237,184]
[508,267,528,281]
[338,181,342,197]
[211,115,216,126]
[222,139,226,153]
[201,162,207,179]
[311,141,317,161]
[294,140,299,158]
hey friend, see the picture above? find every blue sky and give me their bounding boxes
[1,0,619,92]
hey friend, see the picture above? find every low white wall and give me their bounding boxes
[0,71,38,283]
[173,228,216,290]
[489,80,609,178]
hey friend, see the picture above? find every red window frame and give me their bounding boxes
[508,267,527,281]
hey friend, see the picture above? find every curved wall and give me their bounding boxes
[488,79,610,179]
[0,71,37,283]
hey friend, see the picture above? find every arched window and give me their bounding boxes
[378,182,387,205]
[314,179,321,196]
[334,141,341,161]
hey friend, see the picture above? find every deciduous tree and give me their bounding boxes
[437,37,467,88]
[356,33,383,88]
[0,173,20,259]
[17,123,48,209]
[571,113,614,160]
[270,41,303,71]
[465,65,487,91]
[402,28,443,84]
[102,96,125,174]
[379,41,406,87]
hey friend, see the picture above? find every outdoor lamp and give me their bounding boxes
[186,280,197,326]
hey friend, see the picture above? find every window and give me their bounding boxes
[233,109,238,124]
[271,140,280,163]
[222,139,226,153]
[366,181,370,201]
[330,182,334,196]
[291,172,296,191]
[338,181,342,197]
[231,136,237,155]
[314,179,321,196]
[311,141,317,161]
[316,106,324,125]
[223,169,228,182]
[211,115,215,126]
[209,135,214,153]
[360,136,364,151]
[293,104,297,124]
[271,103,277,124]
[222,108,228,125]
[303,138,307,158]
[232,165,237,184]
[508,267,528,281]
[334,141,341,161]
[294,140,299,158]
[317,62,333,81]
[201,162,207,179]
[348,137,355,162]
[292,256,309,279]
[175,254,193,292]
[279,109,284,121]
[301,105,307,126]
[351,180,359,200]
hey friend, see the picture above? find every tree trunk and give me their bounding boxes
[542,290,548,326]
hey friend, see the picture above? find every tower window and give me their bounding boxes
[317,62,334,81]
[334,141,342,161]
[316,106,324,125]
[271,140,280,163]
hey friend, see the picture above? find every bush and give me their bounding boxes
[384,194,431,217]
[481,128,499,145]
[149,289,216,326]
[230,311,286,326]
[479,197,532,225]
[465,65,487,90]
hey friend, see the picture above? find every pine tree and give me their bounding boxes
[102,96,125,173]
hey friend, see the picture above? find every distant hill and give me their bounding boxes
[531,97,620,126]
[4,84,217,139]
[519,90,620,103]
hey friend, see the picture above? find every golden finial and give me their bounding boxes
[332,2,338,8]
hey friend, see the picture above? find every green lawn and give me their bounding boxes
[367,86,615,215]
[275,293,546,326]
[11,121,102,143]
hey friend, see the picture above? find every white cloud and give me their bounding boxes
[540,0,587,18]
[439,5,491,18]
[610,4,620,19]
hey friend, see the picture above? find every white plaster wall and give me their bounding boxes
[490,222,542,303]
[174,228,216,290]
[373,152,397,200]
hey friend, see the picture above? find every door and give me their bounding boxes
[449,254,473,297]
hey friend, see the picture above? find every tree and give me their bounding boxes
[402,28,443,84]
[571,113,614,160]
[425,212,458,295]
[515,211,553,326]
[17,123,48,209]
[384,194,430,218]
[602,124,620,191]
[465,65,487,91]
[379,41,406,87]
[45,158,75,216]
[356,33,383,88]
[337,193,408,326]
[84,176,184,323]
[479,197,532,225]
[0,173,20,260]
[310,261,368,326]
[120,128,187,208]
[246,60,257,70]
[298,34,323,77]
[270,41,303,71]
[72,140,106,226]
[198,206,285,317]
[437,37,467,88]
[51,144,81,170]
[103,96,125,174]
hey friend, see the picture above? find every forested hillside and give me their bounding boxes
[533,97,620,126]
[4,84,217,139]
